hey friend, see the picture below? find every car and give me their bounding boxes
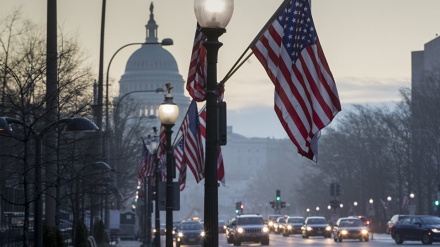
[386,214,408,234]
[332,217,369,242]
[348,215,371,228]
[175,220,205,247]
[266,214,283,232]
[391,215,440,245]
[226,218,236,244]
[282,216,305,237]
[301,216,332,238]
[273,216,286,234]
[227,214,269,246]
[218,220,227,234]
[153,223,166,236]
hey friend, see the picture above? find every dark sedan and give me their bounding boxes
[282,216,304,237]
[332,217,369,242]
[175,220,205,247]
[391,215,440,245]
[301,216,332,238]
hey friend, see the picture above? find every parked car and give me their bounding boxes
[301,216,332,238]
[266,214,283,232]
[282,216,305,237]
[391,215,440,245]
[175,220,205,247]
[386,214,408,234]
[332,217,369,242]
[227,214,269,246]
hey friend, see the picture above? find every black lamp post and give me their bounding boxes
[158,83,179,247]
[0,116,98,247]
[194,1,234,246]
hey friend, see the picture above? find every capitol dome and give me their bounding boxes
[118,2,190,128]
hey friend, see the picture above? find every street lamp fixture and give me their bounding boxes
[158,83,179,247]
[193,1,233,246]
[354,201,358,207]
[369,198,374,205]
[387,196,392,202]
[410,193,415,199]
[0,116,98,247]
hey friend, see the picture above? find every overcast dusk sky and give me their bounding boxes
[1,1,440,138]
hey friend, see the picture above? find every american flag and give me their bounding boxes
[252,0,341,160]
[173,139,186,191]
[138,141,154,186]
[199,106,225,185]
[186,23,225,102]
[156,125,168,180]
[186,24,207,102]
[180,100,205,182]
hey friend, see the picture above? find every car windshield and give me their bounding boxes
[288,218,303,223]
[238,217,264,225]
[339,219,363,227]
[308,218,326,224]
[421,217,440,225]
[181,223,203,230]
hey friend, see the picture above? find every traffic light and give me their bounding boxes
[240,202,244,213]
[335,183,341,196]
[276,190,281,201]
[330,183,335,196]
[435,200,439,206]
[281,201,286,208]
[270,201,274,208]
[235,201,241,214]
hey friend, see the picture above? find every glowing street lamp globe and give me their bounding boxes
[194,0,234,28]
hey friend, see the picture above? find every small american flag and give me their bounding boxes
[174,139,186,191]
[180,100,205,182]
[252,0,341,160]
[199,106,225,185]
[186,24,225,102]
[186,24,207,102]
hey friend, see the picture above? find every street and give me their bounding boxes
[217,233,399,247]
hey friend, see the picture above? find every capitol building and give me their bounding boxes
[119,3,307,222]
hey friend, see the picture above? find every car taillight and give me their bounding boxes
[365,221,370,225]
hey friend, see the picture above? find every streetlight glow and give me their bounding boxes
[194,0,234,28]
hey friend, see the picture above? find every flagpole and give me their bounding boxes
[220,0,291,84]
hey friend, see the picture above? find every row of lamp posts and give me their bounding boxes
[0,1,234,247]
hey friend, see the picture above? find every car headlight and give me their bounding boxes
[287,225,292,230]
[178,232,183,237]
[200,231,205,237]
[263,226,269,232]
[269,222,274,226]
[237,227,244,234]
[223,226,227,229]
[341,230,348,235]
[325,226,331,231]
[307,226,312,231]
[361,229,368,235]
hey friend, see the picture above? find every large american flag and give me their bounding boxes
[180,100,205,182]
[199,107,225,185]
[173,139,186,191]
[252,0,341,160]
